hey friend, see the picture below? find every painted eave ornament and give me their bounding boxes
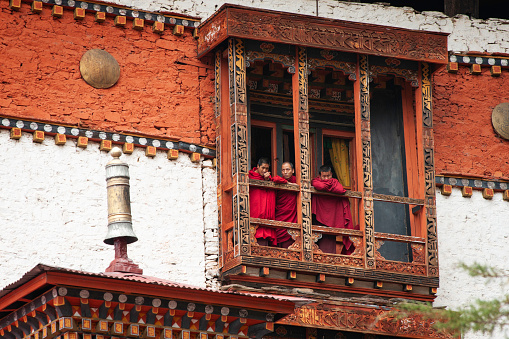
[80,49,120,89]
[492,102,509,140]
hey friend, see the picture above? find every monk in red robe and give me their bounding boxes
[311,165,354,254]
[249,157,278,246]
[274,162,297,248]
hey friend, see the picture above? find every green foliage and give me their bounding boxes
[458,262,503,279]
[394,263,509,337]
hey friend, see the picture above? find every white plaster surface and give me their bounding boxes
[0,130,217,289]
[104,0,509,55]
[435,188,509,339]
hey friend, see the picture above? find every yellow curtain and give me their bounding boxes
[329,138,350,187]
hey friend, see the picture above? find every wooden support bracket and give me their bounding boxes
[259,267,269,277]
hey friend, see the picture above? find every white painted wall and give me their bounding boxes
[436,188,509,339]
[0,130,218,289]
[104,0,509,54]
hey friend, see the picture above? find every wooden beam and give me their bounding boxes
[226,274,436,302]
[113,303,124,321]
[33,311,49,326]
[228,318,245,335]
[54,297,73,317]
[180,312,193,329]
[25,316,41,332]
[0,273,48,312]
[15,322,31,336]
[214,316,226,333]
[247,322,273,339]
[163,309,174,327]
[129,304,141,323]
[98,300,111,320]
[198,313,211,331]
[145,307,157,325]
[197,5,448,63]
[42,304,57,321]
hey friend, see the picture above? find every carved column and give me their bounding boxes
[228,38,251,257]
[359,55,375,269]
[214,49,223,268]
[421,62,439,277]
[293,46,313,262]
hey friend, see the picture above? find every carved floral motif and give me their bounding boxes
[308,58,356,80]
[251,246,302,260]
[411,243,425,264]
[349,236,364,257]
[280,304,457,338]
[376,260,427,276]
[246,50,296,70]
[320,49,337,60]
[260,42,275,53]
[227,10,447,62]
[370,65,418,87]
[312,253,364,267]
[197,10,227,56]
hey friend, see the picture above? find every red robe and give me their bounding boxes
[275,175,297,244]
[311,177,354,253]
[249,168,277,245]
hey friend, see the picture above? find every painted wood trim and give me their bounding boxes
[197,5,449,63]
[43,272,296,313]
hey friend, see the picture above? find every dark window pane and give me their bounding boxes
[371,82,411,261]
[250,126,272,169]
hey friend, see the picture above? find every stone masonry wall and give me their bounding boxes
[101,0,509,54]
[0,1,215,146]
[436,189,509,339]
[0,130,218,289]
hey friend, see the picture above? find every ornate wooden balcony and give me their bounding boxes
[219,181,437,301]
[206,5,445,301]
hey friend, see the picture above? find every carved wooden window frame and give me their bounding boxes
[205,5,445,292]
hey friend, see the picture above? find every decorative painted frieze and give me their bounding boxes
[449,54,509,67]
[10,0,201,30]
[436,175,509,191]
[448,53,509,76]
[0,116,215,158]
[437,175,509,200]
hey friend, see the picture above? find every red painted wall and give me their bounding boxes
[0,2,215,146]
[433,66,509,179]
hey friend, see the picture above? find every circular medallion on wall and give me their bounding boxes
[79,49,120,89]
[492,103,509,140]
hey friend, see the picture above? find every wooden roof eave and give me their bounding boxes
[0,269,296,316]
[44,271,296,313]
[197,4,449,64]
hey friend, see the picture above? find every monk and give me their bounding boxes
[274,162,297,248]
[311,165,354,254]
[249,157,277,246]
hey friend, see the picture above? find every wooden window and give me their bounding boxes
[249,120,277,171]
[214,34,440,290]
[368,74,424,263]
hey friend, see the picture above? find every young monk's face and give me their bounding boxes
[256,163,270,176]
[281,163,294,180]
[320,171,332,181]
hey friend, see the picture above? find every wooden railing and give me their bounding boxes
[242,180,427,273]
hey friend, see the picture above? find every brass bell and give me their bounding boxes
[104,147,138,245]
